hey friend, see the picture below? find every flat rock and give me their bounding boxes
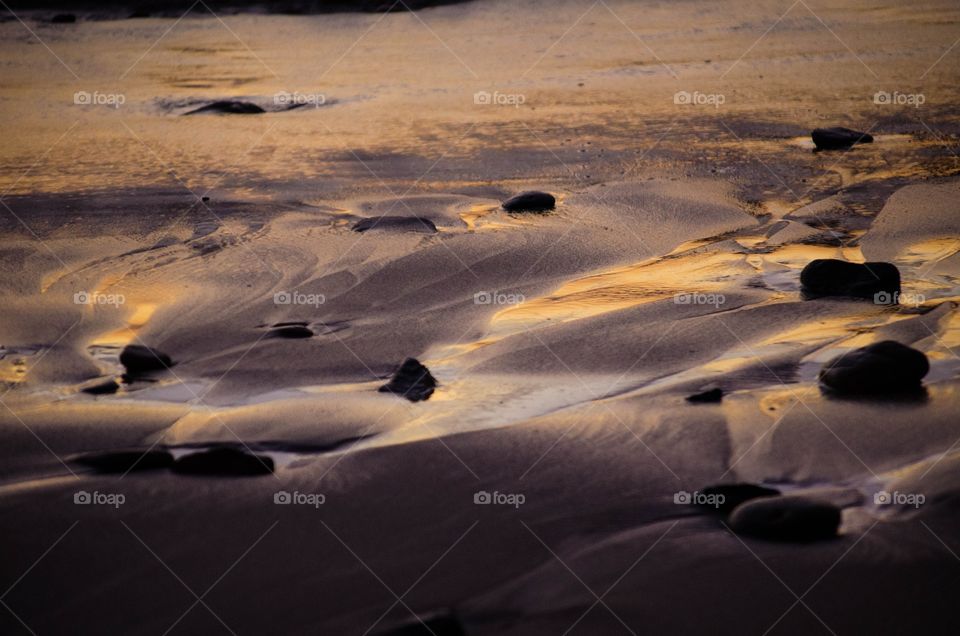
[172,447,274,476]
[819,340,929,395]
[74,449,174,473]
[119,344,174,375]
[728,496,841,542]
[352,216,437,233]
[184,101,265,115]
[267,325,314,339]
[382,613,464,635]
[800,258,900,300]
[686,387,723,403]
[700,483,780,515]
[811,127,874,150]
[378,358,437,402]
[502,191,556,213]
[82,378,120,395]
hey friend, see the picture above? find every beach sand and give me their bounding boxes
[2,0,960,633]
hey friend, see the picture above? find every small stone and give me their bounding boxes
[700,483,781,515]
[811,127,874,150]
[184,101,265,115]
[74,449,174,473]
[352,216,437,233]
[119,344,174,375]
[172,447,274,476]
[82,378,120,395]
[819,340,929,395]
[729,496,841,542]
[686,387,723,403]
[502,191,556,213]
[800,259,900,300]
[268,325,314,339]
[378,358,437,402]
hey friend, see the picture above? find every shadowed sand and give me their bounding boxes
[2,0,960,634]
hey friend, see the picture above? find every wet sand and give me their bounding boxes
[2,0,960,634]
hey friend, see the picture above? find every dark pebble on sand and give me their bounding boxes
[172,447,274,476]
[819,340,929,396]
[74,449,174,473]
[382,612,464,635]
[50,14,76,23]
[379,358,437,402]
[184,101,265,115]
[811,127,874,151]
[82,378,120,395]
[120,344,174,375]
[352,216,438,233]
[502,191,556,213]
[686,387,723,403]
[800,258,900,300]
[700,483,781,515]
[728,496,841,542]
[268,325,314,339]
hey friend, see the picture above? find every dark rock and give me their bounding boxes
[700,483,781,515]
[502,191,556,213]
[184,101,265,115]
[811,127,874,150]
[819,340,929,395]
[728,496,841,542]
[268,325,314,339]
[82,378,120,395]
[686,387,723,403]
[378,358,437,402]
[382,612,464,635]
[800,258,900,300]
[119,344,174,375]
[352,216,438,233]
[50,14,76,23]
[172,447,274,476]
[74,449,174,473]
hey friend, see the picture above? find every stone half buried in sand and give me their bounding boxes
[699,483,781,515]
[171,447,274,477]
[352,216,438,233]
[119,344,174,375]
[800,258,900,300]
[811,127,874,150]
[73,449,175,474]
[728,496,842,542]
[501,191,556,213]
[686,387,723,403]
[379,610,464,635]
[378,358,437,402]
[819,340,929,396]
[183,100,266,115]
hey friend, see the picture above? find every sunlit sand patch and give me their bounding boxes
[899,237,960,266]
[486,251,743,337]
[90,302,159,348]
